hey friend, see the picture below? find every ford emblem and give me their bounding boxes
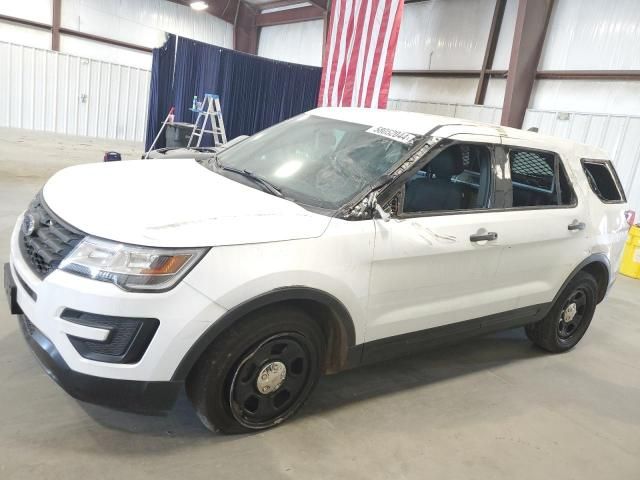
[22,213,37,236]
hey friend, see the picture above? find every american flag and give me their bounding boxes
[318,0,404,109]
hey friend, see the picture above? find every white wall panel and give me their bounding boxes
[530,79,640,116]
[541,0,640,70]
[61,0,233,49]
[0,41,150,143]
[60,34,152,69]
[388,98,502,124]
[491,0,517,70]
[389,98,455,117]
[483,78,506,108]
[258,20,323,67]
[393,0,495,70]
[0,22,51,49]
[0,0,51,24]
[389,76,479,104]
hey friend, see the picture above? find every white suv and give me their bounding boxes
[4,108,633,433]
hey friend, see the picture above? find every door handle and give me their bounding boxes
[470,231,498,242]
[568,222,586,231]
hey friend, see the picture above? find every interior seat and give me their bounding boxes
[404,148,465,212]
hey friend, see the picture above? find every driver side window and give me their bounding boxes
[402,144,492,214]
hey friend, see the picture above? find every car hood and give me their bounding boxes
[42,159,331,247]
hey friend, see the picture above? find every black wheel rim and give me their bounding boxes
[229,333,312,429]
[557,287,588,341]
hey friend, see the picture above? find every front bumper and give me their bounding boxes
[6,263,181,412]
[5,214,227,412]
[23,318,181,413]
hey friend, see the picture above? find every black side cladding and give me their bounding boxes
[18,312,180,414]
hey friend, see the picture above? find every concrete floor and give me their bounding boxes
[0,127,639,479]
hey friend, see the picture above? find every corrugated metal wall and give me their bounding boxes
[0,0,234,141]
[388,99,640,211]
[0,0,234,69]
[390,0,640,116]
[61,0,233,52]
[386,0,640,210]
[532,0,640,115]
[394,0,496,70]
[0,41,151,142]
[389,0,512,108]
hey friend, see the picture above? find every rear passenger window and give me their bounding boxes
[582,160,625,203]
[508,149,575,207]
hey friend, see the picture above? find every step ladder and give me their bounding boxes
[188,94,227,148]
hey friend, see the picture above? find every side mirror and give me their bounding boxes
[375,203,391,222]
[370,175,393,222]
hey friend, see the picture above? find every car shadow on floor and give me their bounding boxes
[302,327,544,418]
[1,322,544,444]
[75,327,545,438]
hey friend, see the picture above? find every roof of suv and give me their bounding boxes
[310,107,610,162]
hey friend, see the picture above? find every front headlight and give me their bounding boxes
[59,237,207,292]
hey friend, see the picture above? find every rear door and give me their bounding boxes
[491,137,592,310]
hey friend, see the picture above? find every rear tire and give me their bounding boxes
[525,271,598,353]
[186,306,325,434]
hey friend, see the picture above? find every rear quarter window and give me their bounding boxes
[581,160,626,203]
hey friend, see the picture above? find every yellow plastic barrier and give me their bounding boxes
[620,225,640,279]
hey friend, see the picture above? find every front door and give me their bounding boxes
[366,134,511,342]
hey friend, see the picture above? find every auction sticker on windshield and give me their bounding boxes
[366,126,416,145]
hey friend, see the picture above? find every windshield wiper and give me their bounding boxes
[215,158,283,198]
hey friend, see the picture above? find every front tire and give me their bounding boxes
[186,306,325,434]
[525,271,598,353]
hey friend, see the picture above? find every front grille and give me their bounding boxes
[19,195,85,279]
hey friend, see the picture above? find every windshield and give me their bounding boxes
[213,114,413,210]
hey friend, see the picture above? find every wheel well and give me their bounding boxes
[172,290,355,382]
[580,261,609,303]
[284,299,352,374]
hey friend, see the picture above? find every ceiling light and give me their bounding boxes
[190,1,208,11]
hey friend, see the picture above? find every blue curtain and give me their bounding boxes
[145,34,322,150]
[145,35,177,150]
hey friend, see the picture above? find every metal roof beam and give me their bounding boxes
[500,0,555,128]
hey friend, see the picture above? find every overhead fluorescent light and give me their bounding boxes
[190,1,208,11]
[262,2,312,14]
